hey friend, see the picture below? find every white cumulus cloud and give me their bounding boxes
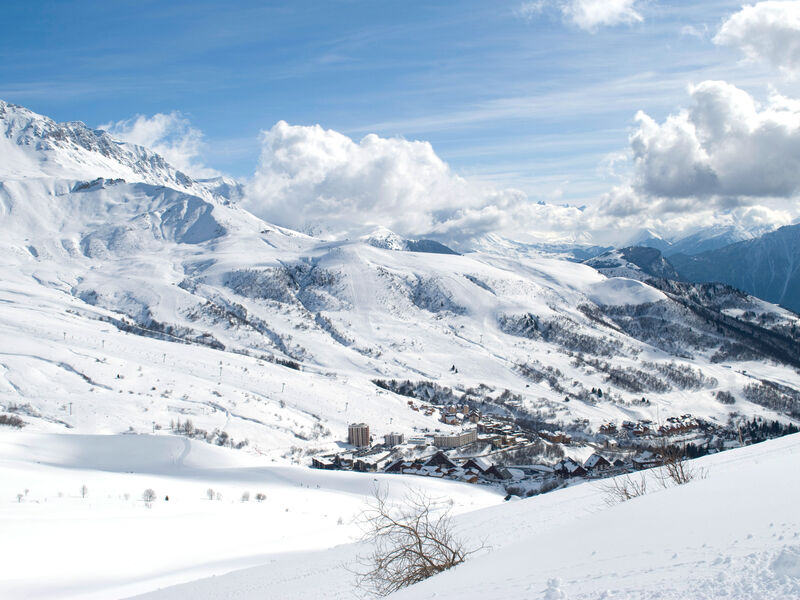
[242,121,583,246]
[629,80,800,204]
[99,112,219,179]
[714,1,800,73]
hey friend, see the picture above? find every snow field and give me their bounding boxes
[126,433,800,600]
[0,431,503,600]
[392,432,800,600]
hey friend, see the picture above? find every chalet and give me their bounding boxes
[632,451,661,470]
[354,451,392,472]
[540,430,571,444]
[311,456,336,470]
[485,464,513,480]
[425,451,458,469]
[461,457,492,474]
[554,459,587,478]
[384,459,408,473]
[583,453,611,472]
[441,413,461,425]
[490,435,515,450]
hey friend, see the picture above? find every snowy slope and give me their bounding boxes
[1,99,799,456]
[1,99,800,600]
[126,433,800,600]
[390,432,800,600]
[0,431,502,600]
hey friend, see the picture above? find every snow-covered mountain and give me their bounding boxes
[1,99,799,457]
[665,224,770,257]
[584,246,682,281]
[671,223,800,314]
[624,228,673,254]
[622,224,772,258]
[0,100,217,201]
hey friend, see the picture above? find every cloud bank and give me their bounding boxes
[714,1,800,73]
[242,90,800,248]
[243,121,584,246]
[631,80,800,202]
[595,79,800,242]
[99,112,219,179]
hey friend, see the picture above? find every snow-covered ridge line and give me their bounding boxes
[0,99,220,200]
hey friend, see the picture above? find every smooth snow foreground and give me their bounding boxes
[0,431,502,600]
[129,434,800,600]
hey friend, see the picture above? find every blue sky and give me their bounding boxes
[2,1,799,244]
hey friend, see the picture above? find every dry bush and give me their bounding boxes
[654,442,707,488]
[601,473,648,505]
[142,488,156,507]
[355,487,480,597]
[657,445,694,486]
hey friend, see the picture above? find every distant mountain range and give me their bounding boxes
[584,223,800,315]
[670,224,800,314]
[625,225,771,257]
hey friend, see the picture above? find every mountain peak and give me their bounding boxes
[0,99,216,199]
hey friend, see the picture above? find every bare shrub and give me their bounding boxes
[206,488,215,500]
[241,491,250,502]
[0,414,25,428]
[355,488,480,597]
[601,473,648,505]
[655,444,703,487]
[142,488,156,507]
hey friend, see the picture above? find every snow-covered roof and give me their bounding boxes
[584,454,609,468]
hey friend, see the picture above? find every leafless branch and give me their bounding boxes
[354,487,480,597]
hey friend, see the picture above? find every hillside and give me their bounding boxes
[1,99,799,459]
[0,431,502,600]
[121,432,800,600]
